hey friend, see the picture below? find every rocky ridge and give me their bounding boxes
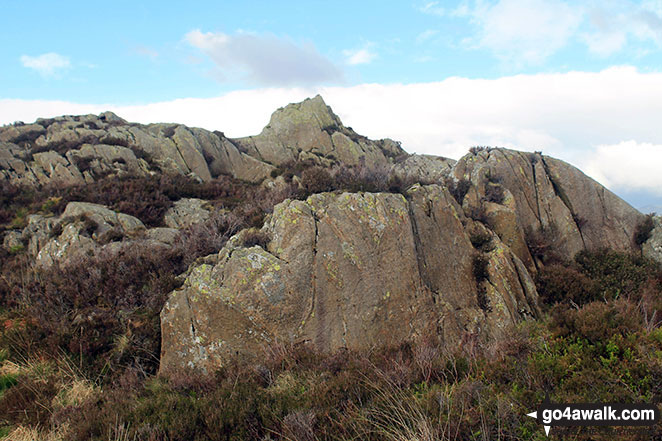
[1,96,447,188]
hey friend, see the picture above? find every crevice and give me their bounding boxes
[509,254,539,318]
[301,209,320,336]
[406,197,433,293]
[244,137,267,163]
[540,157,587,249]
[500,151,541,223]
[169,134,194,175]
[184,291,199,340]
[529,153,543,224]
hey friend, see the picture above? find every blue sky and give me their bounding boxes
[2,0,662,209]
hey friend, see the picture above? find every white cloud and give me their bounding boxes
[457,0,583,65]
[184,29,342,86]
[416,29,439,44]
[580,1,662,56]
[419,1,446,16]
[584,141,662,195]
[342,47,377,65]
[449,0,662,62]
[3,66,662,199]
[20,52,70,77]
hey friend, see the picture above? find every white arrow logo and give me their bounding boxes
[526,411,551,436]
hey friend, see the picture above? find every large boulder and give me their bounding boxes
[164,198,212,229]
[160,186,540,374]
[392,154,456,183]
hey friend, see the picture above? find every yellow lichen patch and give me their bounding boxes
[341,241,361,266]
[323,259,343,289]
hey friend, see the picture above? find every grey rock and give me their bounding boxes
[164,198,212,229]
[160,187,540,374]
[643,216,662,264]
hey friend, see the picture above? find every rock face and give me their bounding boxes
[392,154,456,183]
[160,186,540,374]
[454,148,644,268]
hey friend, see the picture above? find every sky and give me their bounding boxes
[2,0,662,210]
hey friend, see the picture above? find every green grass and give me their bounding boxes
[0,374,18,398]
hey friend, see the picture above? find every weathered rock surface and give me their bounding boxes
[232,95,406,168]
[392,154,456,183]
[164,198,212,229]
[160,186,540,374]
[454,148,644,267]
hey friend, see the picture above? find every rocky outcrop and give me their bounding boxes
[160,186,540,374]
[232,95,406,168]
[2,201,185,267]
[0,97,414,189]
[454,148,644,267]
[1,96,650,378]
[0,113,276,186]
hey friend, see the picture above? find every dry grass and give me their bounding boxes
[4,425,68,441]
[347,370,466,441]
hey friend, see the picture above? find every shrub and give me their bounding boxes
[469,146,489,155]
[472,255,491,311]
[484,183,505,204]
[0,373,58,427]
[162,125,177,138]
[536,263,597,306]
[301,166,334,194]
[574,249,654,300]
[333,161,390,193]
[550,300,643,344]
[177,211,243,265]
[466,205,490,225]
[241,229,271,249]
[634,214,655,247]
[3,244,185,380]
[524,225,559,263]
[469,231,492,252]
[446,178,471,205]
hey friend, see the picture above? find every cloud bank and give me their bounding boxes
[2,66,661,199]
